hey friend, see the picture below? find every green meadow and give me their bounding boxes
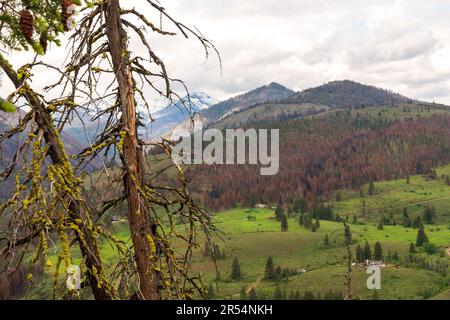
[27,167,450,300]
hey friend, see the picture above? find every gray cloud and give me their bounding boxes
[1,0,450,105]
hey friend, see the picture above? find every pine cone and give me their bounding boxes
[62,0,74,32]
[19,10,34,43]
[39,33,48,54]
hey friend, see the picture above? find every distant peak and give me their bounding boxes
[267,82,289,89]
[285,79,413,108]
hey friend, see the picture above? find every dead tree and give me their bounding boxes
[0,53,116,300]
[26,0,221,300]
[103,0,160,299]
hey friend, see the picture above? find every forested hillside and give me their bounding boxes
[284,80,414,108]
[189,107,450,211]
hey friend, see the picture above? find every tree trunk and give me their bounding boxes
[0,53,114,300]
[104,0,160,300]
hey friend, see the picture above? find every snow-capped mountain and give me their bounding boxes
[140,92,218,139]
[59,92,217,145]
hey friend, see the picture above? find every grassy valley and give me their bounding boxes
[25,165,450,300]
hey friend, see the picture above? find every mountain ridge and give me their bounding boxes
[209,79,449,128]
[202,82,295,123]
[284,80,415,108]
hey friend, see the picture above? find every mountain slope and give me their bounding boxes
[212,102,329,129]
[142,92,218,139]
[202,82,295,123]
[211,80,427,129]
[284,80,413,109]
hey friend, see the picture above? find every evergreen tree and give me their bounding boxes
[264,256,275,280]
[356,244,364,263]
[230,257,242,280]
[374,242,383,260]
[364,240,372,260]
[298,214,304,225]
[413,216,422,229]
[293,197,307,214]
[303,213,313,229]
[377,221,384,230]
[403,208,412,228]
[409,242,416,254]
[423,206,436,224]
[275,204,284,221]
[416,224,429,247]
[275,266,282,280]
[0,1,78,55]
[280,214,289,232]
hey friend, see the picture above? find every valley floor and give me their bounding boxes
[25,166,450,300]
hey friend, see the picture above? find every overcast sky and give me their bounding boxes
[2,0,450,105]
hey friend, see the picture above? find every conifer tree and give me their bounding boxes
[0,0,80,54]
[403,208,412,228]
[364,240,372,260]
[275,204,284,221]
[413,216,422,229]
[264,256,275,280]
[356,244,364,263]
[280,214,289,232]
[377,221,384,230]
[230,257,242,281]
[409,242,416,254]
[416,224,429,247]
[423,206,436,224]
[374,242,383,260]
